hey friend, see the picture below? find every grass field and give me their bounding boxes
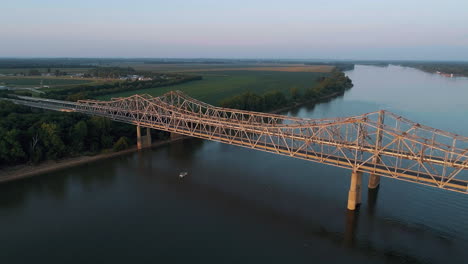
[111,62,334,73]
[97,70,329,105]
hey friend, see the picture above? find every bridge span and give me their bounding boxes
[5,91,468,210]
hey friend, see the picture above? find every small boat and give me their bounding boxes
[179,171,188,178]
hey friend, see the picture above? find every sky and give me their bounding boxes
[1,0,468,60]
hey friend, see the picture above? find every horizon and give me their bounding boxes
[1,57,468,63]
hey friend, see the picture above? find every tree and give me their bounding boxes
[0,129,26,164]
[71,120,88,152]
[290,87,300,101]
[113,136,130,152]
[28,69,41,76]
[263,90,287,110]
[39,123,65,160]
[87,117,112,151]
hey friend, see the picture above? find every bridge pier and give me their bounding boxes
[137,125,142,150]
[145,127,152,146]
[368,174,380,189]
[347,171,362,210]
[137,126,152,150]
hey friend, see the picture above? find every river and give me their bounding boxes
[1,65,468,263]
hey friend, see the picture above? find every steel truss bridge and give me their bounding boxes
[6,91,468,209]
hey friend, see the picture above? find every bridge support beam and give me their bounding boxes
[136,125,142,150]
[146,127,152,146]
[347,171,362,211]
[369,110,384,189]
[137,126,152,150]
[368,174,380,189]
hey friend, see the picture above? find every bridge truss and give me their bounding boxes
[7,91,468,194]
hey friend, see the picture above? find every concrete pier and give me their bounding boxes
[136,125,142,150]
[145,127,152,146]
[137,126,152,150]
[368,174,381,189]
[347,171,362,210]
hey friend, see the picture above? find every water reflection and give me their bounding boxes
[367,187,379,216]
[0,159,122,211]
[344,209,359,247]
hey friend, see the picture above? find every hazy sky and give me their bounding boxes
[2,0,468,60]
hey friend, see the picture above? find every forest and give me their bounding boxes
[220,70,353,111]
[0,101,169,167]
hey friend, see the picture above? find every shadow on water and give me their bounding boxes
[0,172,69,209]
[0,158,120,210]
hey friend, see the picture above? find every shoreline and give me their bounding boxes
[269,91,343,114]
[0,89,347,183]
[0,136,186,184]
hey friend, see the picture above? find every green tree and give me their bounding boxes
[0,129,26,164]
[71,120,88,152]
[290,87,299,101]
[87,117,112,151]
[39,123,65,160]
[28,69,41,76]
[113,136,130,152]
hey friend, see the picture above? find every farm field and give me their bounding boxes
[111,62,334,73]
[97,70,329,105]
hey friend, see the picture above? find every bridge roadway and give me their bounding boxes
[4,93,468,209]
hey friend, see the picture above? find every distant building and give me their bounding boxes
[70,73,85,78]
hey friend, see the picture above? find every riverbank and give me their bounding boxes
[269,91,343,114]
[0,136,186,183]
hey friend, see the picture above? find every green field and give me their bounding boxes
[97,70,329,105]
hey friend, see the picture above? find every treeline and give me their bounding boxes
[401,62,468,77]
[86,67,137,78]
[0,101,169,167]
[43,75,202,101]
[0,58,119,68]
[305,62,355,71]
[220,71,353,112]
[144,60,232,64]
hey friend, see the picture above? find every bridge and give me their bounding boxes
[5,91,468,210]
